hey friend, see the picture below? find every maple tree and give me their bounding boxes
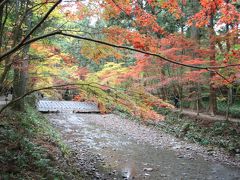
[0,0,239,119]
[1,2,240,179]
[95,0,240,116]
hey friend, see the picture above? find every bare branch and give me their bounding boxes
[210,69,231,83]
[1,30,240,71]
[0,0,62,61]
[59,32,240,70]
[0,82,95,114]
[22,0,62,43]
[0,0,8,8]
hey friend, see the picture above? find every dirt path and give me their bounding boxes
[173,109,240,123]
[47,113,240,179]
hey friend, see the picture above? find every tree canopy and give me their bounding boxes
[0,0,240,119]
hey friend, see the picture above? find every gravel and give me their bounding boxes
[47,112,240,179]
[79,113,240,167]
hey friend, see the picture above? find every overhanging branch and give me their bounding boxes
[0,0,8,8]
[22,0,62,43]
[0,0,62,61]
[25,31,240,70]
[1,30,240,71]
[0,82,97,114]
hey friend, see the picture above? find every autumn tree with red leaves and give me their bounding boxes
[96,0,240,116]
[0,0,239,119]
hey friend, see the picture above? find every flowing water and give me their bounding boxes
[47,113,240,180]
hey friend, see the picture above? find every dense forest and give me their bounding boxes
[0,0,240,118]
[0,0,240,179]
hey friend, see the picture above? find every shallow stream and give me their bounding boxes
[47,113,240,180]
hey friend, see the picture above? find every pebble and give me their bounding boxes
[143,168,153,172]
[122,174,128,178]
[88,170,95,175]
[177,155,184,158]
[173,145,182,149]
[160,174,167,177]
[47,113,240,180]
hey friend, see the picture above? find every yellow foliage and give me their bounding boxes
[83,62,173,121]
[81,42,122,62]
[29,42,81,92]
[87,62,128,87]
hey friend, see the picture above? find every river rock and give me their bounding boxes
[144,173,150,176]
[173,145,182,149]
[122,174,128,178]
[143,167,153,172]
[177,155,184,158]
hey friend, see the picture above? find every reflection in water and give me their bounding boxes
[47,113,240,180]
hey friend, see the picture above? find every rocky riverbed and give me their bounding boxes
[46,113,240,179]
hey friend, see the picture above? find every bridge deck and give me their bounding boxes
[37,100,100,113]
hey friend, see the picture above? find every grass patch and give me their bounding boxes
[217,101,240,118]
[0,104,82,179]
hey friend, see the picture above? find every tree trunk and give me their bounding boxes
[189,0,203,114]
[0,0,3,49]
[12,51,29,111]
[0,0,4,91]
[0,60,11,90]
[12,0,31,111]
[197,89,199,115]
[209,81,217,116]
[226,86,232,120]
[208,14,217,116]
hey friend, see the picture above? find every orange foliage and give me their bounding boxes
[161,0,183,19]
[188,0,240,27]
[134,6,165,34]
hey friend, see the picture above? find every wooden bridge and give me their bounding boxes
[37,100,100,113]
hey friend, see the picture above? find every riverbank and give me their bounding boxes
[0,105,83,179]
[154,109,240,159]
[82,113,240,167]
